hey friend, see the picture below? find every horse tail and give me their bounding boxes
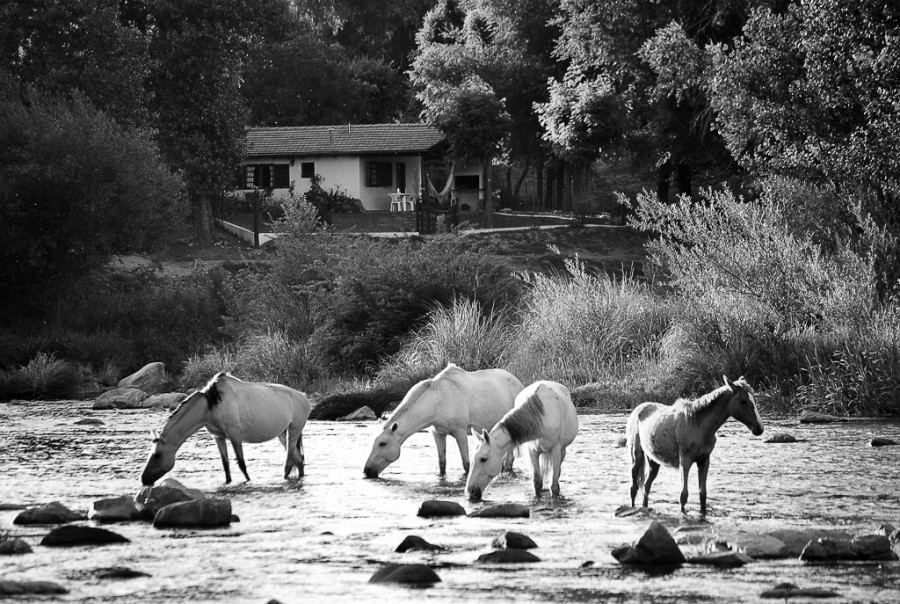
[625,410,645,494]
[540,449,553,485]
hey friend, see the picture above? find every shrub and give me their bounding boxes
[302,174,363,224]
[0,352,81,400]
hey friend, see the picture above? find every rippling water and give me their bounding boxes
[1,401,899,603]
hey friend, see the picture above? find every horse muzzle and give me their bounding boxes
[752,424,764,436]
[467,486,482,501]
[363,466,380,479]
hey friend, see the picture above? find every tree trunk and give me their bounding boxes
[535,154,544,212]
[657,158,672,203]
[483,157,493,228]
[194,192,213,242]
[513,155,531,201]
[675,162,692,198]
[555,159,565,212]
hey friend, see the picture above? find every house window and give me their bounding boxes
[366,161,393,187]
[455,175,480,190]
[242,164,290,189]
[300,162,315,179]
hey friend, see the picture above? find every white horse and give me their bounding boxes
[466,380,578,500]
[363,363,523,478]
[141,372,311,485]
[626,375,764,515]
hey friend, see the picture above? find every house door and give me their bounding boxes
[396,162,406,193]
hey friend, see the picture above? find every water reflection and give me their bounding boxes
[0,402,898,603]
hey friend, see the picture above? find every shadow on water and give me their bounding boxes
[1,403,899,603]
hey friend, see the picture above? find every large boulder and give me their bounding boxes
[612,521,686,565]
[0,581,68,595]
[92,388,149,410]
[118,362,167,395]
[41,525,129,547]
[469,503,530,518]
[798,410,847,424]
[687,551,754,568]
[491,531,538,550]
[368,563,441,584]
[851,534,896,560]
[152,497,232,528]
[134,486,196,520]
[144,392,187,410]
[88,495,139,523]
[476,549,541,564]
[416,500,466,518]
[13,502,85,525]
[158,478,206,500]
[0,538,32,555]
[339,406,378,421]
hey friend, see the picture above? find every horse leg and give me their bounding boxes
[232,440,250,482]
[529,448,543,497]
[550,445,563,497]
[679,455,693,514]
[630,441,645,507]
[642,460,660,508]
[697,456,710,516]
[295,432,305,478]
[215,436,232,484]
[452,430,471,476]
[432,430,448,476]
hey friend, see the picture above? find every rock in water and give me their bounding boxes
[491,531,538,550]
[368,564,441,584]
[144,392,187,410]
[476,549,541,564]
[14,502,85,525]
[870,437,898,447]
[798,410,847,424]
[152,498,232,528]
[134,486,196,520]
[92,388,149,409]
[395,535,444,553]
[340,406,378,421]
[88,495,139,523]
[416,500,466,517]
[118,362,167,395]
[764,433,797,443]
[0,581,69,595]
[469,503,530,518]
[0,538,32,555]
[41,525,129,547]
[687,551,754,568]
[612,521,686,565]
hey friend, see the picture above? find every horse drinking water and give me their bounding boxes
[626,375,763,515]
[363,363,523,478]
[141,372,311,485]
[466,381,578,500]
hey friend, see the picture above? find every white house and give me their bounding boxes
[240,123,484,211]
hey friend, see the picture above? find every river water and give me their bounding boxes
[1,400,899,603]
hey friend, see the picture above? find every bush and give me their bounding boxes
[302,174,363,224]
[0,353,81,400]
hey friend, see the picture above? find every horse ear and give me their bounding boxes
[149,430,159,441]
[481,428,491,445]
[390,422,398,433]
[723,375,736,390]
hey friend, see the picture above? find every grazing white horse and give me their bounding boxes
[466,380,578,500]
[626,375,764,515]
[363,363,523,478]
[141,372,311,485]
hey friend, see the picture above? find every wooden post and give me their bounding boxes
[252,193,260,249]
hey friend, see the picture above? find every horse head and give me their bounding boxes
[363,422,402,478]
[141,430,176,486]
[725,376,764,436]
[465,428,503,501]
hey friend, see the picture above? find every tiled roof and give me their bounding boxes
[244,123,446,157]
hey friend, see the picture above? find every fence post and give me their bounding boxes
[252,194,260,249]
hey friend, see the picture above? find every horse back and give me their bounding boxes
[213,379,309,441]
[464,368,523,430]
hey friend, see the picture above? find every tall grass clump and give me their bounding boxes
[385,297,512,379]
[0,352,81,400]
[624,186,898,414]
[507,255,671,391]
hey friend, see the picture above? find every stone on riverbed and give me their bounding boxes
[92,388,149,409]
[800,535,897,562]
[135,485,199,520]
[611,521,685,565]
[0,538,32,555]
[469,503,530,518]
[339,406,377,421]
[798,410,847,424]
[416,500,466,517]
[159,478,206,500]
[0,580,68,595]
[476,549,541,564]
[152,497,232,528]
[718,528,852,559]
[491,531,537,550]
[74,418,104,425]
[144,392,187,410]
[368,563,441,584]
[687,550,754,568]
[764,432,797,443]
[89,495,139,523]
[614,505,649,518]
[118,362,167,395]
[41,525,129,547]
[870,437,898,447]
[13,501,85,525]
[395,535,445,553]
[760,583,840,599]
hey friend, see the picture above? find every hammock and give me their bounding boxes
[426,163,455,204]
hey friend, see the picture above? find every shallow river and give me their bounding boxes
[1,401,899,603]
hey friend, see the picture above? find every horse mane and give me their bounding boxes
[167,372,231,420]
[674,378,751,422]
[384,364,462,425]
[500,392,546,446]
